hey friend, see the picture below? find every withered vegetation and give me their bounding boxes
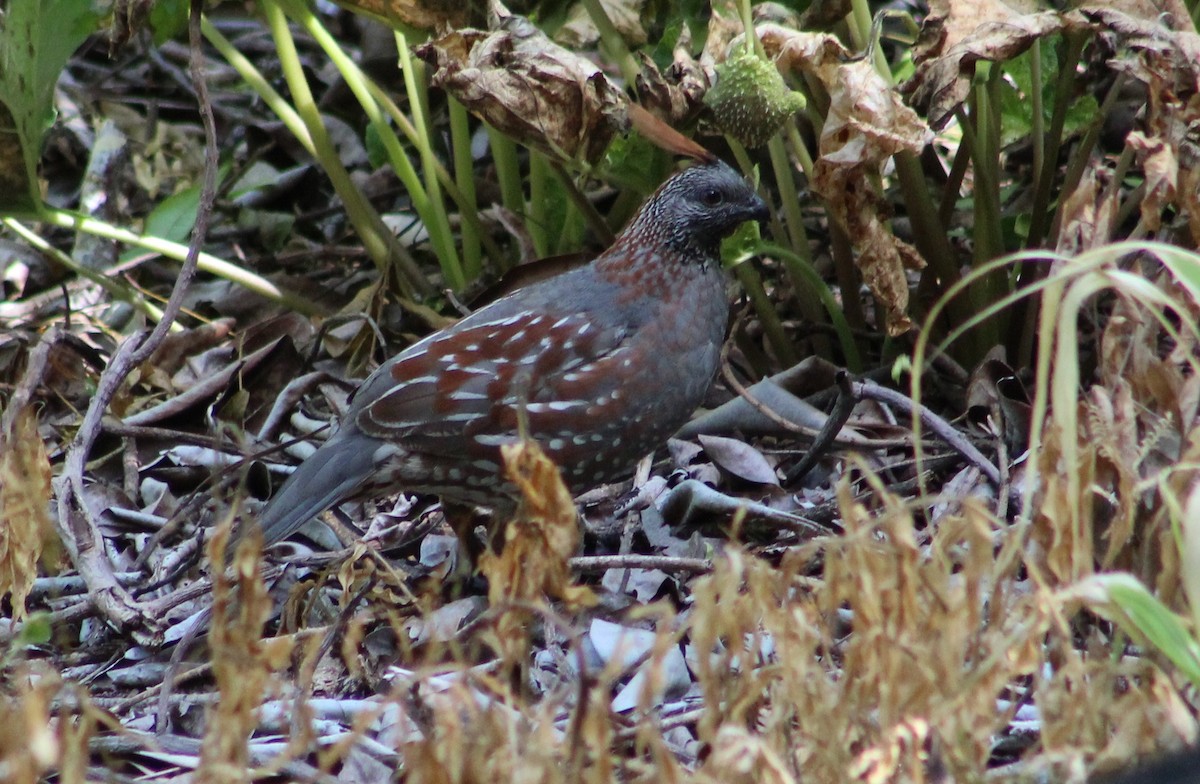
[2,0,1200,782]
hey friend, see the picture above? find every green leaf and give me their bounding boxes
[15,611,52,647]
[0,0,106,211]
[999,41,1097,149]
[1084,573,1200,688]
[149,0,190,45]
[145,184,201,244]
[721,218,763,265]
[237,208,295,252]
[1157,246,1200,312]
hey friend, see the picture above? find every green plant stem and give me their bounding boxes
[580,0,641,86]
[828,221,866,331]
[847,0,892,77]
[528,152,551,257]
[964,71,1005,270]
[955,92,1004,349]
[1014,72,1128,366]
[731,259,798,367]
[1046,72,1128,243]
[550,163,613,247]
[365,81,503,263]
[557,194,587,254]
[894,150,969,331]
[938,136,970,228]
[201,18,313,152]
[395,28,464,288]
[1030,38,1044,190]
[1026,29,1088,248]
[37,208,319,315]
[3,217,169,326]
[784,123,815,181]
[756,241,862,371]
[766,135,830,357]
[736,0,766,57]
[210,13,501,283]
[259,0,430,298]
[766,135,807,254]
[449,98,482,280]
[488,126,524,269]
[288,3,454,287]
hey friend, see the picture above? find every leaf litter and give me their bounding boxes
[2,1,1200,783]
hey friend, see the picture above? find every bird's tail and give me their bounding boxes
[251,430,382,548]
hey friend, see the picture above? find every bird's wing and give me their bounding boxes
[354,309,631,457]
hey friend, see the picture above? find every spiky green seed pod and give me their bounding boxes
[704,52,805,148]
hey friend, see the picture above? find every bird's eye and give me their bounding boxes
[700,188,724,207]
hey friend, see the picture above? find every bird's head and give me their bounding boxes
[624,161,770,257]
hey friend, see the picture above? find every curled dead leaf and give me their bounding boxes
[0,406,56,622]
[760,24,930,335]
[481,437,595,664]
[416,8,627,164]
[1055,163,1116,254]
[1127,131,1178,236]
[636,48,710,129]
[556,0,647,49]
[332,0,476,31]
[482,438,593,609]
[905,1,1064,130]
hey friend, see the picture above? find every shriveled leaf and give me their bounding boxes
[332,0,476,31]
[905,0,1064,130]
[1126,131,1178,236]
[965,355,1031,454]
[416,10,627,164]
[0,406,55,622]
[763,24,930,335]
[557,0,647,49]
[481,438,594,663]
[483,438,593,610]
[635,47,709,127]
[1055,163,1116,254]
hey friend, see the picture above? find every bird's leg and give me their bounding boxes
[442,501,491,582]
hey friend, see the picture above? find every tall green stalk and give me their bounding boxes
[258,0,430,297]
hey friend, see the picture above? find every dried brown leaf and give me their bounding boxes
[635,46,709,128]
[197,525,293,782]
[1055,164,1117,254]
[0,406,55,622]
[762,24,931,335]
[556,0,647,49]
[481,437,595,660]
[905,1,1064,130]
[0,668,59,784]
[416,10,627,164]
[332,0,475,31]
[1127,131,1178,235]
[483,438,592,608]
